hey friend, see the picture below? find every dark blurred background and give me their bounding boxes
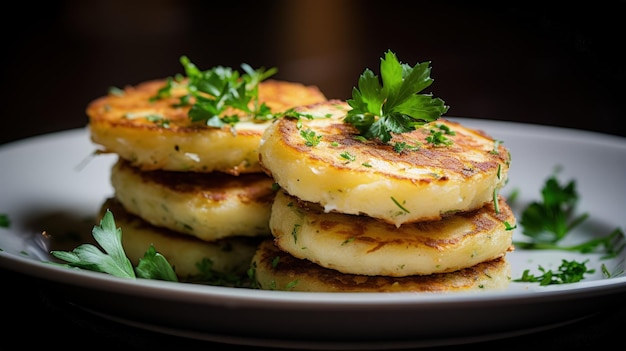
[2,0,624,145]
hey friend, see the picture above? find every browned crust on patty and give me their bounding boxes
[269,100,510,185]
[114,158,276,205]
[252,239,511,292]
[87,79,327,174]
[87,79,327,132]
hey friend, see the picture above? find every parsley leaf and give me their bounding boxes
[135,245,179,281]
[344,50,449,143]
[51,210,178,281]
[51,210,136,278]
[519,173,587,243]
[514,169,625,257]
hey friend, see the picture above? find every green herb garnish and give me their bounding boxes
[425,126,454,146]
[514,259,595,285]
[300,128,322,146]
[135,245,179,282]
[513,170,624,257]
[519,173,587,243]
[340,151,356,162]
[0,213,9,228]
[50,210,178,282]
[392,141,420,153]
[512,168,625,285]
[154,56,278,128]
[391,196,410,214]
[344,50,449,143]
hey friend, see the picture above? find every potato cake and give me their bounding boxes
[251,239,511,292]
[110,158,275,242]
[88,79,326,175]
[101,197,260,285]
[259,100,511,226]
[269,190,515,276]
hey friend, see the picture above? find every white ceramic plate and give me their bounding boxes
[1,119,625,350]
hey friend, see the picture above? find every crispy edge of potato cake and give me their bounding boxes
[270,190,515,276]
[259,100,511,226]
[251,239,511,292]
[88,79,327,174]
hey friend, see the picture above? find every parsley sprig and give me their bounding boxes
[154,56,278,128]
[344,50,449,143]
[512,169,625,285]
[513,171,625,258]
[519,174,588,242]
[50,210,178,282]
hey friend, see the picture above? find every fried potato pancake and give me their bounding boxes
[100,197,261,284]
[270,190,515,276]
[110,158,275,242]
[252,240,511,292]
[88,79,327,175]
[259,100,511,226]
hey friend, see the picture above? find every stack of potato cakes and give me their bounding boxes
[87,76,327,285]
[254,100,515,292]
[86,55,516,293]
